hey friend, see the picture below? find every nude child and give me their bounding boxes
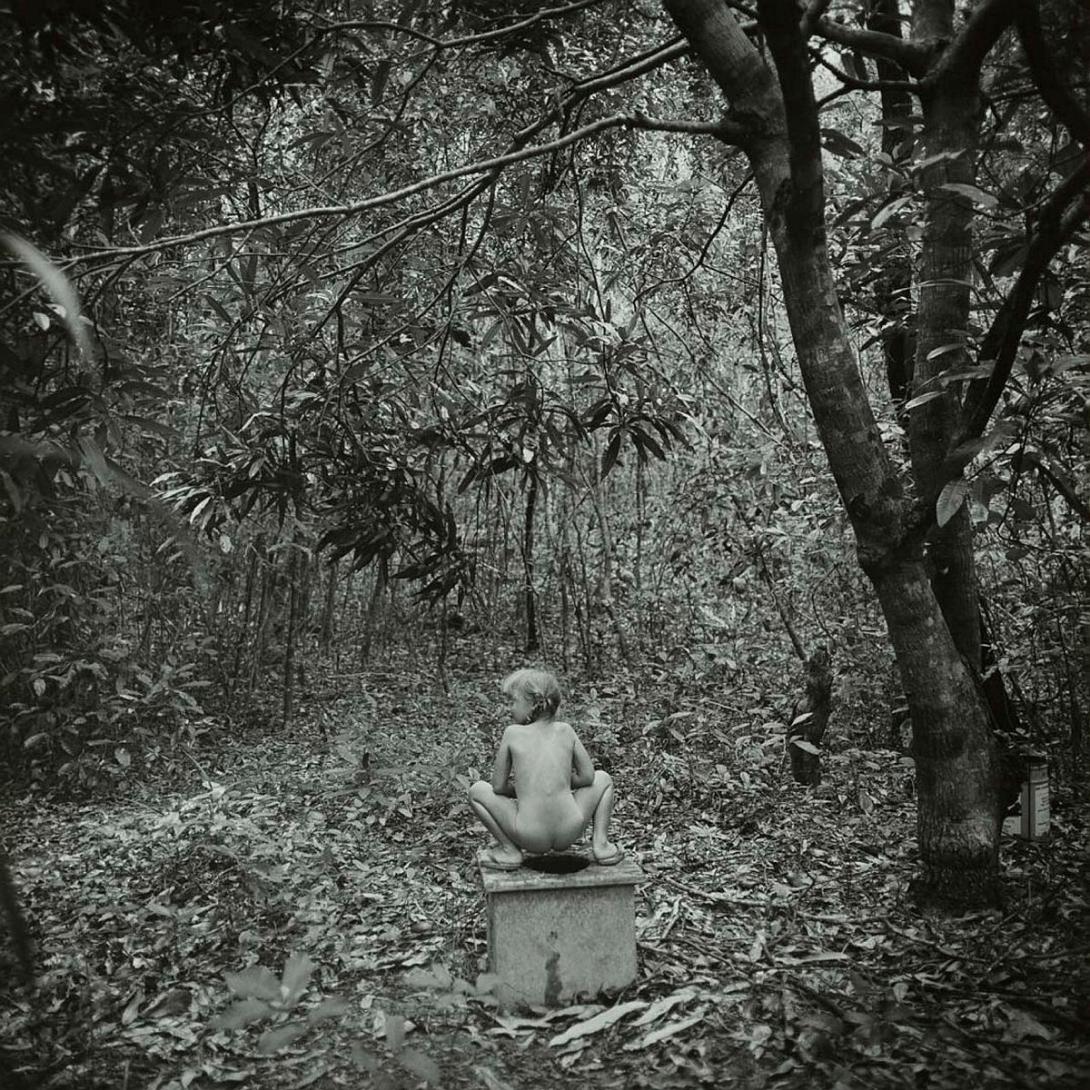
[468,668,622,870]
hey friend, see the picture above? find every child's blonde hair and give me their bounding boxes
[502,668,562,720]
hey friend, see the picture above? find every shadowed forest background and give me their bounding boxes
[1,1,1088,1087]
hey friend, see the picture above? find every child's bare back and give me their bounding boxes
[501,719,586,853]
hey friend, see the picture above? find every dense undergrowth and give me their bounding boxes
[2,650,1088,1090]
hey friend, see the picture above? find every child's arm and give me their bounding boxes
[491,728,517,797]
[570,727,595,788]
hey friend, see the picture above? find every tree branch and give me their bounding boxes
[812,50,920,95]
[959,156,1090,441]
[1014,0,1090,146]
[633,169,754,304]
[894,158,1090,551]
[663,0,777,146]
[569,39,690,98]
[315,0,604,52]
[759,0,823,211]
[1022,450,1090,524]
[10,113,700,278]
[798,0,833,39]
[812,16,929,76]
[927,0,1017,86]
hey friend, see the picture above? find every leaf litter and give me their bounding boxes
[1,664,1088,1089]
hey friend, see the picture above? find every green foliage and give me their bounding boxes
[1,0,1086,778]
[0,486,215,783]
[211,952,350,1055]
[2,0,317,242]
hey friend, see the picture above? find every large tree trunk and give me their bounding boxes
[867,556,1000,903]
[909,0,985,668]
[665,0,1003,906]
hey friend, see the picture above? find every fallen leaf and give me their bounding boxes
[307,997,351,1024]
[538,1003,603,1022]
[293,1065,332,1088]
[145,987,191,1018]
[257,1020,308,1054]
[1005,1008,1055,1041]
[121,989,144,1026]
[280,953,315,1004]
[474,1065,517,1090]
[780,952,850,965]
[548,1000,647,1046]
[630,989,695,1027]
[491,1014,553,1032]
[748,1022,773,1049]
[625,1010,706,1051]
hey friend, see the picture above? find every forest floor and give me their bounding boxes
[3,652,1089,1090]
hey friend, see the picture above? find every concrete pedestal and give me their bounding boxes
[478,852,644,1007]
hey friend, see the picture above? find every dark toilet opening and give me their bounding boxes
[524,853,590,875]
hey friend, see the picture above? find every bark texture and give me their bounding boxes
[869,0,916,404]
[909,0,985,668]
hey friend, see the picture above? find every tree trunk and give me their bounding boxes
[319,556,337,652]
[666,0,1002,907]
[360,555,387,663]
[588,449,631,667]
[523,472,540,653]
[867,556,1000,904]
[909,18,984,668]
[869,0,916,406]
[788,647,832,786]
[231,536,259,699]
[282,529,300,731]
[0,849,32,985]
[250,540,273,692]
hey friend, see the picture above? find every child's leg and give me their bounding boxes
[468,781,523,864]
[572,770,621,863]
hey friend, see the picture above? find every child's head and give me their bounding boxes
[502,668,562,724]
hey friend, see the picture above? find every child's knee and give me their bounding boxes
[594,769,613,790]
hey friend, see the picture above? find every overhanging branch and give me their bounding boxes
[314,0,604,51]
[812,50,920,95]
[4,112,709,282]
[812,16,929,76]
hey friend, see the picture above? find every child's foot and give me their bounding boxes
[592,842,624,866]
[477,846,523,871]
